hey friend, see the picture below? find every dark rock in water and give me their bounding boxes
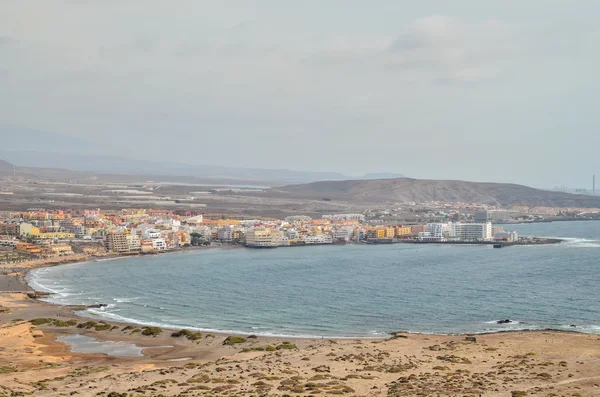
[88,303,108,309]
[570,324,577,328]
[497,319,512,324]
[465,336,477,342]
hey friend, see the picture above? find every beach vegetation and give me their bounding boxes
[122,325,135,331]
[29,318,77,327]
[511,392,527,397]
[131,328,141,334]
[265,345,276,351]
[29,318,53,325]
[187,385,211,391]
[110,325,119,331]
[0,366,17,374]
[171,329,202,340]
[436,355,472,364]
[205,333,215,338]
[94,323,112,331]
[10,318,24,322]
[141,326,162,336]
[223,336,247,345]
[241,346,267,352]
[77,321,98,329]
[276,342,297,350]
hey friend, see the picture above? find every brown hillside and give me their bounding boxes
[277,178,600,208]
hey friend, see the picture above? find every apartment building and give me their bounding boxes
[452,222,493,241]
[245,229,275,247]
[104,232,130,253]
[126,234,142,252]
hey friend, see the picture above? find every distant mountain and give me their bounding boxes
[0,124,407,185]
[0,125,111,155]
[362,173,405,179]
[277,178,600,208]
[0,159,13,170]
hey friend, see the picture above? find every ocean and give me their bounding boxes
[28,221,600,338]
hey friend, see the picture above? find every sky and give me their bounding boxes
[1,1,599,188]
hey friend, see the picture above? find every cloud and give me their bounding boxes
[385,16,525,83]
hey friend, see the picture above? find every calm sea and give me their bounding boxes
[29,221,600,337]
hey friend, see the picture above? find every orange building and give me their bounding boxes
[16,243,41,255]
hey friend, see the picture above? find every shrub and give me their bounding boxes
[265,345,276,352]
[94,323,112,331]
[29,318,53,325]
[29,318,78,327]
[171,329,202,341]
[223,336,247,345]
[276,343,297,350]
[141,326,162,336]
[77,321,98,329]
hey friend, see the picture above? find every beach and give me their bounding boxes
[1,268,600,397]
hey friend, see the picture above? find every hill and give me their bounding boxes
[0,159,13,170]
[277,178,600,208]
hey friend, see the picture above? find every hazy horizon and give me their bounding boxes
[1,1,599,189]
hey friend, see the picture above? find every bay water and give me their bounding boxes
[29,221,600,337]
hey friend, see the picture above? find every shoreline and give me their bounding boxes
[2,292,600,397]
[3,247,600,395]
[16,238,593,341]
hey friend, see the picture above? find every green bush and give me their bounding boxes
[276,343,297,350]
[29,318,53,325]
[171,329,202,341]
[77,321,98,329]
[265,345,276,352]
[29,318,77,327]
[141,326,162,336]
[223,336,247,345]
[94,323,112,331]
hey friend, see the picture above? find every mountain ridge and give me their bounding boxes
[277,178,600,208]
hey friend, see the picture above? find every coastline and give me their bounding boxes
[2,248,600,395]
[15,237,584,340]
[2,292,600,396]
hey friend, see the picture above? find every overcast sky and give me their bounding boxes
[1,1,599,188]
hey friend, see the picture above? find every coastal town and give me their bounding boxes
[0,203,593,264]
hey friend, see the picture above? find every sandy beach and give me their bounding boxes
[1,268,600,397]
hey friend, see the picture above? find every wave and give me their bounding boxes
[485,319,521,325]
[112,297,140,303]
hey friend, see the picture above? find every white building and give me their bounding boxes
[426,223,453,240]
[333,227,354,242]
[301,235,333,245]
[126,234,141,251]
[285,229,300,239]
[452,222,493,241]
[322,214,365,222]
[142,229,161,239]
[185,214,204,225]
[152,238,167,250]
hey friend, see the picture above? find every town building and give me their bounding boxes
[452,222,493,241]
[104,232,130,253]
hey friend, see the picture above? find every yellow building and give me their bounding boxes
[16,243,41,255]
[37,232,75,239]
[394,226,411,237]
